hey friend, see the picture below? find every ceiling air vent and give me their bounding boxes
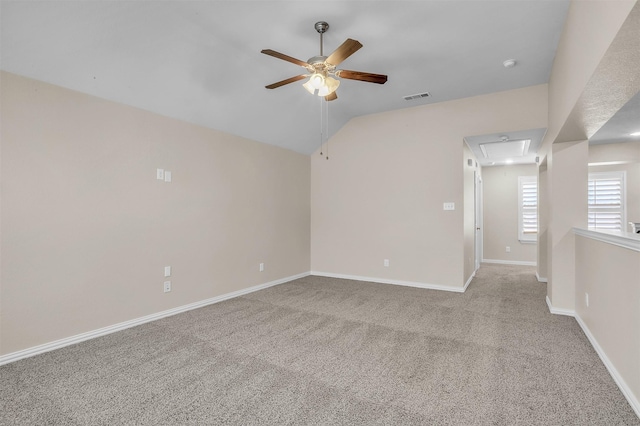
[403,92,430,101]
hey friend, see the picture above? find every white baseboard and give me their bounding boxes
[0,271,310,366]
[536,272,548,283]
[463,270,476,291]
[310,271,466,293]
[574,314,640,418]
[543,296,639,418]
[545,295,575,317]
[482,259,537,266]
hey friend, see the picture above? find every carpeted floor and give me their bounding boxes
[1,264,638,425]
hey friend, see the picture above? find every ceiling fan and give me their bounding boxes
[261,21,387,101]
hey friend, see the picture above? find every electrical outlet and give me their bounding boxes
[506,246,511,253]
[156,168,164,180]
[443,202,455,211]
[259,263,264,272]
[585,293,589,307]
[163,281,171,293]
[384,259,389,267]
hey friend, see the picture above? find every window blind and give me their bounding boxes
[588,172,625,231]
[518,176,537,242]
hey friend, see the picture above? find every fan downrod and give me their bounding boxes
[314,21,329,57]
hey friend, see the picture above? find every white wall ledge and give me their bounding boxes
[573,228,640,252]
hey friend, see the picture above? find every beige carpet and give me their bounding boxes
[1,264,638,425]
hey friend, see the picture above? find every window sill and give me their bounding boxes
[518,238,537,244]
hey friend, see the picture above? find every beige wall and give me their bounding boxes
[548,140,588,310]
[311,84,547,289]
[589,140,640,164]
[539,0,636,310]
[482,164,538,264]
[589,141,640,228]
[0,71,311,355]
[575,234,640,408]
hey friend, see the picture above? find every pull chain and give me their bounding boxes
[318,95,330,160]
[319,95,323,156]
[325,98,329,160]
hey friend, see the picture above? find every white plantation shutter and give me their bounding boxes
[518,176,537,242]
[588,171,626,231]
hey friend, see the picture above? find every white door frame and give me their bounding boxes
[474,171,483,271]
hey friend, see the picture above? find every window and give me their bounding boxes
[588,171,626,231]
[518,176,537,242]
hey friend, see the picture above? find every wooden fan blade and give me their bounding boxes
[326,39,362,66]
[336,70,387,84]
[325,92,337,101]
[265,75,307,89]
[261,49,309,67]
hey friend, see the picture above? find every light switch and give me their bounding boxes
[443,202,455,211]
[164,266,171,277]
[164,171,172,182]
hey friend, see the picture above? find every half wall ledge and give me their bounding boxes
[573,228,640,252]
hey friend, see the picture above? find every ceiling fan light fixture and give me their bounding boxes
[317,86,329,97]
[302,80,316,95]
[318,77,340,96]
[309,73,325,89]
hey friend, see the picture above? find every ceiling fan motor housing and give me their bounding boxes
[307,56,328,66]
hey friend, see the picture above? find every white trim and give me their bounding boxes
[574,227,640,252]
[535,272,547,283]
[310,271,466,293]
[589,161,634,166]
[518,240,538,245]
[0,272,310,366]
[464,270,476,291]
[482,259,537,266]
[545,295,575,317]
[575,314,640,418]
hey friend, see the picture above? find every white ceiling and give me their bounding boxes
[590,91,640,145]
[1,1,571,155]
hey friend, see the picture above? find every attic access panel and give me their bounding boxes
[479,139,531,159]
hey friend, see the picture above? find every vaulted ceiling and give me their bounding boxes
[1,1,572,155]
